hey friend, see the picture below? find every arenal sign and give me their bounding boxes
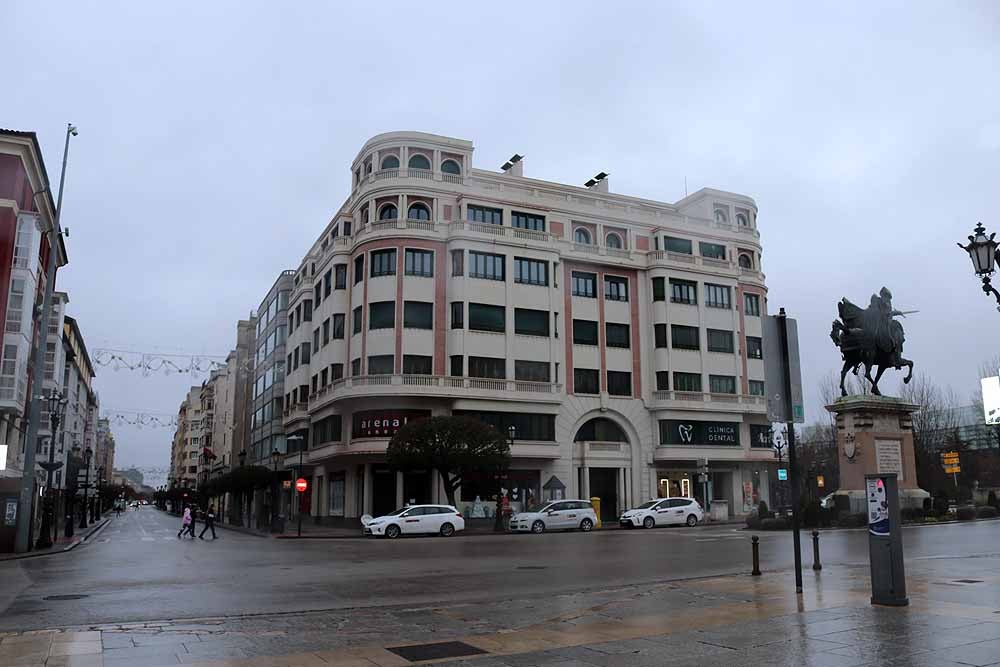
[352,410,431,439]
[659,420,740,446]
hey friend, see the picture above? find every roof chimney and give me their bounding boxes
[500,154,524,177]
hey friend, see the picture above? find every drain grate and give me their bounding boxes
[516,565,547,570]
[954,579,984,584]
[43,594,88,601]
[387,641,487,662]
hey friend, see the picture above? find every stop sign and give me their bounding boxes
[295,478,308,493]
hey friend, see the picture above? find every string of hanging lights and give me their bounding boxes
[92,348,236,376]
[101,409,179,429]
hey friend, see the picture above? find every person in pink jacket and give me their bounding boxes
[177,506,193,539]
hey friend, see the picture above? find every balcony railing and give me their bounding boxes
[405,218,435,231]
[372,168,398,181]
[450,221,553,243]
[605,247,632,259]
[442,173,464,185]
[407,168,434,180]
[572,242,599,254]
[310,374,562,400]
[651,390,766,407]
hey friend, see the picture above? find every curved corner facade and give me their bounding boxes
[279,131,773,524]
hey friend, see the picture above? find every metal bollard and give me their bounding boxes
[751,535,761,576]
[812,530,822,571]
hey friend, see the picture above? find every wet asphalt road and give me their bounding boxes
[0,507,998,630]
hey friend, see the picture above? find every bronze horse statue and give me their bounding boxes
[830,287,914,396]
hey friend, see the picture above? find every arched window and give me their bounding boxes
[738,254,753,269]
[441,159,461,175]
[714,209,728,224]
[378,204,398,221]
[736,212,749,227]
[605,233,623,249]
[380,155,399,170]
[574,228,592,245]
[408,154,431,170]
[407,203,430,220]
[574,417,628,443]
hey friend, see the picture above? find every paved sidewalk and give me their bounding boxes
[2,550,999,666]
[0,515,110,561]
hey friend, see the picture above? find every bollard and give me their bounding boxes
[812,530,822,571]
[751,535,761,576]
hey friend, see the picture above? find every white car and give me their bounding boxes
[509,500,597,533]
[362,504,465,538]
[619,498,704,528]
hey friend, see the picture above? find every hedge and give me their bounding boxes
[976,506,998,519]
[956,506,977,521]
[761,517,789,530]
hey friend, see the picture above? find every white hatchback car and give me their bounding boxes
[509,500,597,534]
[363,504,465,538]
[619,498,704,528]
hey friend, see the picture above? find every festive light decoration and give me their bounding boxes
[93,348,230,375]
[101,409,179,429]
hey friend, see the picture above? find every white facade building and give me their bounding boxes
[280,131,774,524]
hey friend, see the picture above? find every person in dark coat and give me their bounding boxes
[199,504,217,540]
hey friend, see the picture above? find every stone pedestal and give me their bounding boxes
[825,395,929,513]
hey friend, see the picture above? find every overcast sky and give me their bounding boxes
[7,2,999,479]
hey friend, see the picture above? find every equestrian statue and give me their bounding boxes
[830,287,914,397]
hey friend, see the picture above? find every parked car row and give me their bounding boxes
[361,497,704,538]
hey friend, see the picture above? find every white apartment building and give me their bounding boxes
[170,386,206,488]
[280,131,773,524]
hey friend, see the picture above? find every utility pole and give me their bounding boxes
[778,308,804,594]
[15,123,75,553]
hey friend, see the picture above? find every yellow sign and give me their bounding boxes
[941,451,959,462]
[816,474,825,488]
[943,465,961,474]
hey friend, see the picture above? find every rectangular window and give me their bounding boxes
[303,300,312,322]
[604,275,628,302]
[368,354,394,375]
[467,204,502,225]
[514,257,548,286]
[571,271,596,298]
[343,221,352,236]
[313,328,320,352]
[469,251,505,280]
[371,249,397,277]
[673,372,702,392]
[403,355,432,375]
[671,325,700,350]
[300,342,311,364]
[331,363,344,380]
[511,211,545,231]
[451,249,464,276]
[665,237,693,254]
[699,242,726,260]
[749,380,765,396]
[605,323,630,348]
[707,329,734,353]
[656,371,670,391]
[404,249,434,277]
[654,324,667,348]
[314,283,322,306]
[369,301,395,329]
[744,293,761,317]
[746,336,763,359]
[705,284,731,309]
[670,279,697,305]
[333,314,345,339]
[324,270,332,297]
[451,302,464,329]
[322,319,330,346]
[352,306,362,334]
[652,277,665,302]
[354,256,364,284]
[514,308,549,337]
[468,356,506,379]
[607,371,631,397]
[514,360,550,382]
[450,355,463,377]
[573,319,599,346]
[468,303,505,333]
[574,368,600,394]
[351,358,361,377]
[709,375,737,394]
[403,301,433,329]
[320,367,328,387]
[335,264,347,289]
[452,410,556,442]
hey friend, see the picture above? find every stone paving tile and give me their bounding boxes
[43,655,105,667]
[98,645,185,662]
[46,643,103,657]
[920,638,1000,667]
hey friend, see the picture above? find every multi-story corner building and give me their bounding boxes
[248,273,291,465]
[94,418,115,485]
[169,386,206,488]
[0,130,67,492]
[278,131,773,524]
[61,316,99,489]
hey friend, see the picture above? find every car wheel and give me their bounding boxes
[643,516,655,529]
[531,520,545,534]
[686,514,698,527]
[385,524,401,539]
[580,518,594,532]
[440,522,455,537]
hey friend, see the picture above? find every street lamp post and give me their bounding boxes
[78,446,92,529]
[95,466,104,518]
[494,425,515,532]
[270,447,282,533]
[35,391,68,549]
[958,222,1000,311]
[13,123,75,554]
[286,435,305,538]
[774,429,787,511]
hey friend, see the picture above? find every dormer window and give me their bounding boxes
[380,155,399,170]
[441,159,461,175]
[408,154,431,170]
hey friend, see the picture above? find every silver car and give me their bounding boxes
[509,500,597,534]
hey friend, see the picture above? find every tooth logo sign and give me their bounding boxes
[678,424,694,443]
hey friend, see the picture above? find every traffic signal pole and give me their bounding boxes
[778,308,804,594]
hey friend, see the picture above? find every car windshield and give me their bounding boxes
[536,503,558,513]
[636,501,658,510]
[387,507,410,516]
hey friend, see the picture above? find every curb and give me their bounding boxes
[0,516,111,561]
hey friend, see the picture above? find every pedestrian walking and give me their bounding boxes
[199,504,217,540]
[185,507,198,539]
[177,506,194,539]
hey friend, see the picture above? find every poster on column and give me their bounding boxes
[867,478,890,537]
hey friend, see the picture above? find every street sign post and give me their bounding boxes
[295,478,308,493]
[778,468,788,481]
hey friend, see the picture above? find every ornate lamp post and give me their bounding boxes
[493,425,515,532]
[78,446,92,529]
[270,447,282,532]
[774,427,787,511]
[95,466,104,518]
[35,390,68,549]
[958,222,1000,311]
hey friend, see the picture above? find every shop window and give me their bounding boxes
[453,410,555,442]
